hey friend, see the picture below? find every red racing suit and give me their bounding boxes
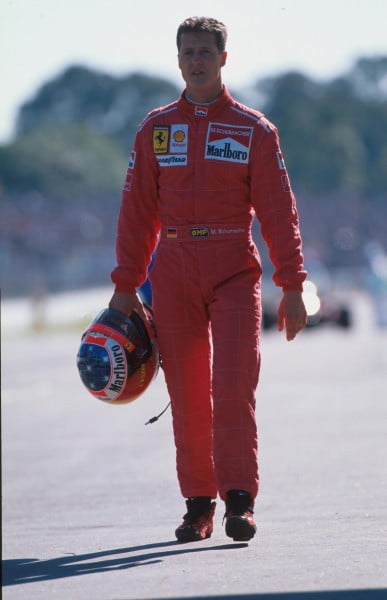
[111,86,306,500]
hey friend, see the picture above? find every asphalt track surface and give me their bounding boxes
[2,293,387,599]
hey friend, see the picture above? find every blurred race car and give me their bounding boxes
[262,263,352,331]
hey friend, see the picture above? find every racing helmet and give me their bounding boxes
[77,307,159,404]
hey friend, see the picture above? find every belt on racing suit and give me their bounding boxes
[161,223,252,242]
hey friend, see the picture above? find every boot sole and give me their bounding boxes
[175,528,213,543]
[225,516,257,541]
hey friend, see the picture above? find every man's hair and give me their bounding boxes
[176,16,227,53]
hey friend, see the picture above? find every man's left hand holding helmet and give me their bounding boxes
[109,291,149,322]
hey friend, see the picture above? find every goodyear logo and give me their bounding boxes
[157,155,187,167]
[190,226,209,238]
[153,126,169,154]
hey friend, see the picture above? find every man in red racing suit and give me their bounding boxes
[110,16,307,543]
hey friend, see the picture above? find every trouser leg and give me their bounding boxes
[210,272,261,500]
[150,244,217,498]
[156,322,217,498]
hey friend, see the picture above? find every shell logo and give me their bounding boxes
[173,130,185,143]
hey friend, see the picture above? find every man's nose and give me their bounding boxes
[191,53,203,64]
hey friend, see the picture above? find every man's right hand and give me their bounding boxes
[109,291,148,321]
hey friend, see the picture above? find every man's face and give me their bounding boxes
[178,31,227,99]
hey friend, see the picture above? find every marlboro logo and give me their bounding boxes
[205,123,253,164]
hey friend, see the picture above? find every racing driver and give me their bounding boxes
[109,16,307,543]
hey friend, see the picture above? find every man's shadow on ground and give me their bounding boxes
[2,540,246,586]
[3,541,386,600]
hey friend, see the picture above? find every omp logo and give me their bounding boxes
[190,226,209,238]
[205,123,253,164]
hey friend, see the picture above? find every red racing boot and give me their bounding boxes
[224,490,257,541]
[175,497,216,543]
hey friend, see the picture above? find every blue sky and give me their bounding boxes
[1,0,387,142]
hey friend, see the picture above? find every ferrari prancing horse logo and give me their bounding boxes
[153,126,169,153]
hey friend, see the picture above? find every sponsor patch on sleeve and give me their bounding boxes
[128,150,136,169]
[123,173,133,192]
[276,150,286,170]
[281,174,291,192]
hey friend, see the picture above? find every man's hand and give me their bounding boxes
[109,291,148,322]
[277,290,307,341]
